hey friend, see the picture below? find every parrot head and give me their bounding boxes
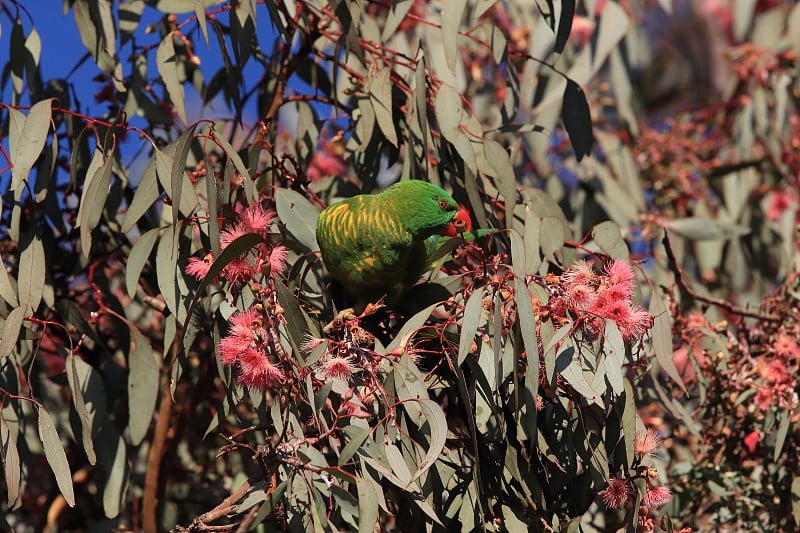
[386,180,472,239]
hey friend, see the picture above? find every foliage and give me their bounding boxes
[0,0,799,531]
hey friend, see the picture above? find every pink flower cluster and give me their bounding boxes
[185,203,289,285]
[219,306,286,390]
[598,429,672,519]
[561,260,652,342]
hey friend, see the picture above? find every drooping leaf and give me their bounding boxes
[156,33,187,124]
[10,98,53,191]
[554,0,576,54]
[562,79,594,161]
[0,417,21,507]
[458,287,486,365]
[368,67,398,147]
[441,0,466,72]
[0,253,18,307]
[0,306,26,358]
[17,236,45,314]
[37,407,75,507]
[664,218,750,240]
[126,227,161,298]
[66,354,97,464]
[77,146,115,257]
[356,476,379,533]
[128,326,160,446]
[649,290,686,392]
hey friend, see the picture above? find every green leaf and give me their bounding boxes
[441,0,466,72]
[128,326,160,446]
[368,67,398,147]
[275,188,319,251]
[385,302,439,352]
[562,79,594,161]
[156,223,181,315]
[458,288,486,365]
[77,147,114,257]
[664,218,750,240]
[275,279,310,365]
[554,0,576,54]
[194,0,210,46]
[0,306,26,358]
[102,433,129,518]
[338,425,371,467]
[592,221,629,260]
[1,417,21,507]
[126,227,161,298]
[774,409,791,463]
[17,236,45,314]
[122,153,158,233]
[356,476,379,533]
[0,253,18,307]
[156,33,187,125]
[539,216,566,260]
[405,398,448,486]
[649,291,686,392]
[170,124,198,225]
[66,354,97,464]
[10,98,53,191]
[382,0,416,40]
[37,406,75,507]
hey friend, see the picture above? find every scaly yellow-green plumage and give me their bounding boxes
[316,180,471,305]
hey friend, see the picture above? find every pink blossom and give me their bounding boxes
[599,477,634,509]
[634,430,661,457]
[562,260,597,287]
[322,355,357,380]
[237,349,285,389]
[220,221,249,250]
[604,260,635,297]
[743,430,761,454]
[642,486,671,509]
[773,333,800,360]
[222,257,255,285]
[240,204,276,233]
[621,307,653,341]
[565,282,597,311]
[269,244,289,278]
[186,252,214,280]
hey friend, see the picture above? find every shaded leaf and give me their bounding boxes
[126,227,161,298]
[356,476,379,533]
[649,291,686,392]
[128,326,160,445]
[17,236,45,314]
[156,223,181,315]
[554,0,576,54]
[0,417,20,507]
[66,354,97,464]
[562,79,594,161]
[458,288,486,365]
[0,254,18,307]
[406,399,448,486]
[77,147,114,257]
[0,306,26,358]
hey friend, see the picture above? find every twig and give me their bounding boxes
[662,231,781,322]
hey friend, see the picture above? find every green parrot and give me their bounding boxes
[316,180,472,305]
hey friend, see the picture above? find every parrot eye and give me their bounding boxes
[437,199,448,210]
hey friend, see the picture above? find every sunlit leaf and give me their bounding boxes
[664,218,750,240]
[458,287,486,365]
[592,221,629,260]
[77,147,114,257]
[37,407,75,507]
[10,98,53,191]
[0,417,20,507]
[368,67,398,147]
[649,291,686,392]
[66,354,97,464]
[275,188,319,251]
[126,227,161,298]
[441,0,466,72]
[156,33,188,125]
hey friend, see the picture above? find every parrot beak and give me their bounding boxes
[444,205,472,237]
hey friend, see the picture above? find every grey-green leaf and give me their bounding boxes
[37,407,75,506]
[17,236,45,314]
[11,98,53,191]
[128,326,160,446]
